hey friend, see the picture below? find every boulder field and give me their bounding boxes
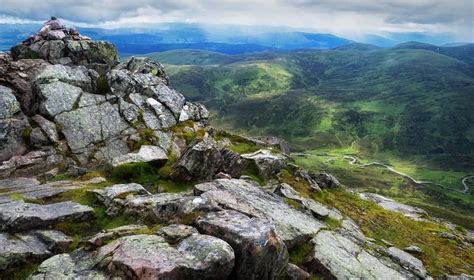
[0,19,472,279]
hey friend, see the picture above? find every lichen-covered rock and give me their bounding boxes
[309,230,415,279]
[54,102,130,155]
[0,232,52,270]
[0,115,29,162]
[96,234,234,279]
[242,149,288,178]
[274,183,329,219]
[196,179,325,246]
[0,85,21,119]
[197,210,288,279]
[36,81,82,117]
[34,64,96,93]
[0,201,95,232]
[28,250,108,280]
[171,138,224,181]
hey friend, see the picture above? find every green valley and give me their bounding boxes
[147,43,474,228]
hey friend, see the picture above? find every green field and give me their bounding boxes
[147,43,474,226]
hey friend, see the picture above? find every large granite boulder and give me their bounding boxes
[196,210,288,279]
[195,179,325,246]
[308,230,417,279]
[96,234,235,279]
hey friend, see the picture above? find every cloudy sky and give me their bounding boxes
[0,0,472,41]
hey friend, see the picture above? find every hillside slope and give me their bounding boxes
[149,47,474,168]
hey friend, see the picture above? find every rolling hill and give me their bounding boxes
[149,44,474,167]
[147,44,474,226]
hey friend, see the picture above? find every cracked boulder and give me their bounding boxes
[196,209,288,279]
[96,234,234,279]
[171,137,224,181]
[195,179,325,246]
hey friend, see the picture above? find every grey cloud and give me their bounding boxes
[0,0,472,40]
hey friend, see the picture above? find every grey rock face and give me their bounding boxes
[0,116,29,162]
[197,210,288,280]
[55,102,129,153]
[0,85,20,119]
[36,81,82,117]
[196,179,325,245]
[34,64,96,93]
[96,234,234,279]
[0,232,52,270]
[387,246,427,278]
[12,39,119,72]
[28,250,108,280]
[30,230,73,252]
[111,145,168,168]
[0,201,95,232]
[171,138,224,181]
[309,230,412,280]
[242,149,288,178]
[0,149,61,179]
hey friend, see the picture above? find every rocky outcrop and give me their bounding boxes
[308,230,414,279]
[196,210,288,279]
[171,138,224,181]
[95,234,235,279]
[195,179,325,246]
[0,22,210,178]
[242,149,288,178]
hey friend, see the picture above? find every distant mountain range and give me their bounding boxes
[0,23,470,55]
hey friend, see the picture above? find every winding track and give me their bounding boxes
[293,153,470,193]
